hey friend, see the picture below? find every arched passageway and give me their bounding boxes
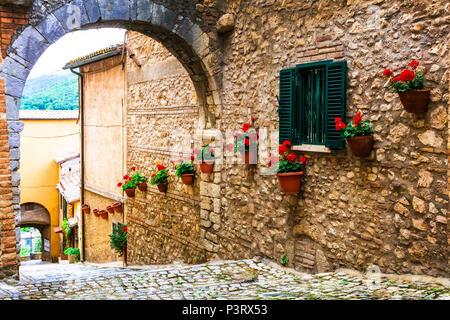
[19,202,51,262]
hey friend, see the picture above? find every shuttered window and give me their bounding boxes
[278,60,347,149]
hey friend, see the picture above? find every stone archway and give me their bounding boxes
[0,0,223,273]
[19,202,51,262]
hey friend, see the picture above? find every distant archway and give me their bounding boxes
[19,202,51,262]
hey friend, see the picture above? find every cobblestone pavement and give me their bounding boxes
[0,258,448,300]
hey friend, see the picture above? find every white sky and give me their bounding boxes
[29,28,126,79]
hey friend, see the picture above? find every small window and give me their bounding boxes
[279,60,347,149]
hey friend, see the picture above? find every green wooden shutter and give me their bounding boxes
[325,60,347,149]
[278,68,296,144]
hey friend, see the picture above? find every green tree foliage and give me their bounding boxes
[20,74,79,111]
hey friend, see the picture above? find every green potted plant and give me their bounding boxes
[150,164,169,193]
[174,157,195,185]
[118,174,137,198]
[194,145,215,174]
[109,223,127,265]
[130,166,148,192]
[383,61,429,113]
[269,140,306,194]
[232,117,258,164]
[335,111,374,157]
[64,247,80,263]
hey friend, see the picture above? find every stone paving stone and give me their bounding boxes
[0,259,448,300]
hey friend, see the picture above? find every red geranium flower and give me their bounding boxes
[409,61,419,69]
[242,126,249,133]
[390,76,401,83]
[335,121,346,131]
[243,122,251,128]
[123,175,129,180]
[117,182,123,187]
[353,112,362,126]
[251,117,255,122]
[287,153,296,162]
[383,69,393,77]
[244,138,250,147]
[190,155,195,161]
[131,166,136,171]
[335,117,342,123]
[282,140,291,147]
[299,156,307,164]
[156,164,165,171]
[279,145,288,155]
[399,69,415,82]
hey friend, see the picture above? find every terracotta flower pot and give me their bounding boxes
[106,205,114,214]
[347,136,374,158]
[112,202,122,213]
[125,188,135,198]
[199,160,214,174]
[157,183,168,193]
[241,150,257,164]
[277,172,303,194]
[93,209,99,217]
[99,210,108,220]
[137,182,147,192]
[398,89,430,113]
[181,174,194,185]
[82,204,90,214]
[60,253,68,261]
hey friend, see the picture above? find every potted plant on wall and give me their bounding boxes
[335,111,374,157]
[93,209,99,217]
[150,164,169,193]
[269,140,307,194]
[106,205,114,214]
[130,166,148,192]
[109,223,127,266]
[118,174,137,198]
[99,209,108,220]
[194,146,215,174]
[174,157,195,185]
[383,61,429,113]
[233,117,259,164]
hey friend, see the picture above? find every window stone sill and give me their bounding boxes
[291,144,332,153]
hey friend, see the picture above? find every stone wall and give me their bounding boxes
[125,31,207,265]
[0,0,448,278]
[212,0,448,276]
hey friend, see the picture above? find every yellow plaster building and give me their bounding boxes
[19,110,80,262]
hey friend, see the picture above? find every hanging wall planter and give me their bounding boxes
[106,205,114,214]
[93,209,99,217]
[335,111,374,158]
[199,160,214,174]
[137,182,147,192]
[81,204,90,214]
[124,188,135,198]
[398,89,430,113]
[181,174,194,185]
[150,164,169,193]
[112,202,122,213]
[99,210,108,220]
[157,183,168,193]
[383,61,429,113]
[277,172,303,194]
[346,136,374,158]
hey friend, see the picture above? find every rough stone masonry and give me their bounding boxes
[0,0,448,279]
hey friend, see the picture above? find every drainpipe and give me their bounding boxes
[70,68,86,263]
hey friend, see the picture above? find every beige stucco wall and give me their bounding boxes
[81,54,126,263]
[82,55,125,197]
